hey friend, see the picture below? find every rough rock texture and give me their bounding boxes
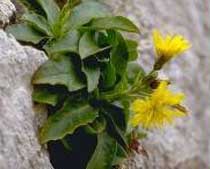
[0,0,15,28]
[0,0,209,169]
[103,0,210,169]
[0,30,53,169]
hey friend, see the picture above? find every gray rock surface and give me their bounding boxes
[103,0,210,168]
[0,0,209,169]
[0,30,53,169]
[0,0,15,28]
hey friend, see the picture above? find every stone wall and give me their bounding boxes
[0,0,210,169]
[103,0,210,168]
[0,1,53,167]
[0,29,53,169]
[0,0,15,27]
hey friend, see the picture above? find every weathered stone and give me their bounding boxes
[0,0,15,28]
[0,30,53,169]
[0,0,209,168]
[103,0,210,168]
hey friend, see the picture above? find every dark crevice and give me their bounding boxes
[48,128,97,169]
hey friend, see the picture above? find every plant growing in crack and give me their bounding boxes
[6,0,191,169]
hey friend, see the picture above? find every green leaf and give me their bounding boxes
[127,62,152,97]
[103,103,127,131]
[95,32,109,47]
[82,64,100,92]
[36,0,60,25]
[53,2,72,35]
[100,62,117,89]
[61,137,72,151]
[126,40,139,61]
[6,23,44,44]
[79,32,99,59]
[44,30,80,54]
[100,76,128,101]
[32,55,85,92]
[79,32,110,59]
[112,143,128,166]
[67,0,80,7]
[127,62,145,83]
[118,100,131,132]
[86,132,117,169]
[89,16,140,33]
[40,100,98,143]
[22,12,51,35]
[85,116,106,134]
[110,31,129,77]
[100,102,129,151]
[17,0,44,15]
[106,116,128,153]
[66,1,111,30]
[32,86,60,106]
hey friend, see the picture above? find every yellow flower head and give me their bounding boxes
[153,29,191,69]
[130,81,186,129]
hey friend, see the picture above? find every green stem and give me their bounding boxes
[61,138,71,151]
[101,86,149,102]
[101,70,156,101]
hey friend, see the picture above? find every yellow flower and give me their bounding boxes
[153,29,191,70]
[130,81,186,129]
